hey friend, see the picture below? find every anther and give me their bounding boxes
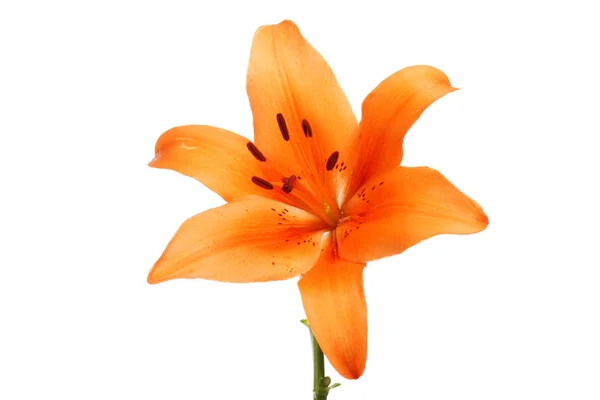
[251,176,274,190]
[246,142,266,162]
[276,113,290,141]
[326,151,339,171]
[302,119,312,138]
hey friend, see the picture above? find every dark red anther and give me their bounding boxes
[326,151,339,171]
[246,142,266,162]
[302,119,312,138]
[276,113,290,141]
[251,176,274,190]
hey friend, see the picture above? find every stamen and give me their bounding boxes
[246,142,266,162]
[251,176,274,190]
[276,113,290,141]
[302,119,312,138]
[326,151,339,171]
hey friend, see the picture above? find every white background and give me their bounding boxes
[1,1,599,399]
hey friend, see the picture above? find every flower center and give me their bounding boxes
[246,113,350,227]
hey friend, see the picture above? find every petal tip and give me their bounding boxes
[254,19,300,40]
[278,19,297,26]
[274,19,299,32]
[147,153,162,168]
[340,364,366,380]
[147,158,158,168]
[478,209,489,230]
[471,199,489,231]
[146,267,161,284]
[146,271,158,284]
[147,258,169,285]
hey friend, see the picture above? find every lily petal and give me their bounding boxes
[149,125,277,202]
[344,66,457,203]
[298,249,367,379]
[247,20,358,213]
[148,196,329,284]
[337,166,488,263]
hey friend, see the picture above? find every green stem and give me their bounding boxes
[309,328,327,400]
[302,319,337,399]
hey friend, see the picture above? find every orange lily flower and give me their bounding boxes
[147,20,488,379]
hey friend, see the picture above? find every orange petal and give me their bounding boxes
[247,20,358,215]
[337,166,488,263]
[298,249,367,379]
[148,196,329,284]
[344,66,457,203]
[149,125,278,202]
